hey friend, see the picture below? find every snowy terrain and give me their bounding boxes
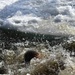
[0,0,75,35]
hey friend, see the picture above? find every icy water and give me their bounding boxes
[0,0,75,75]
[0,29,75,75]
[0,0,75,35]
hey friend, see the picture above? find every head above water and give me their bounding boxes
[24,50,41,67]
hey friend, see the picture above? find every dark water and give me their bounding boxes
[0,27,75,75]
[0,27,68,44]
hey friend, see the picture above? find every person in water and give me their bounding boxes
[24,50,41,67]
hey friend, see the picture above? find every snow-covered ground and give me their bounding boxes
[0,0,75,35]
